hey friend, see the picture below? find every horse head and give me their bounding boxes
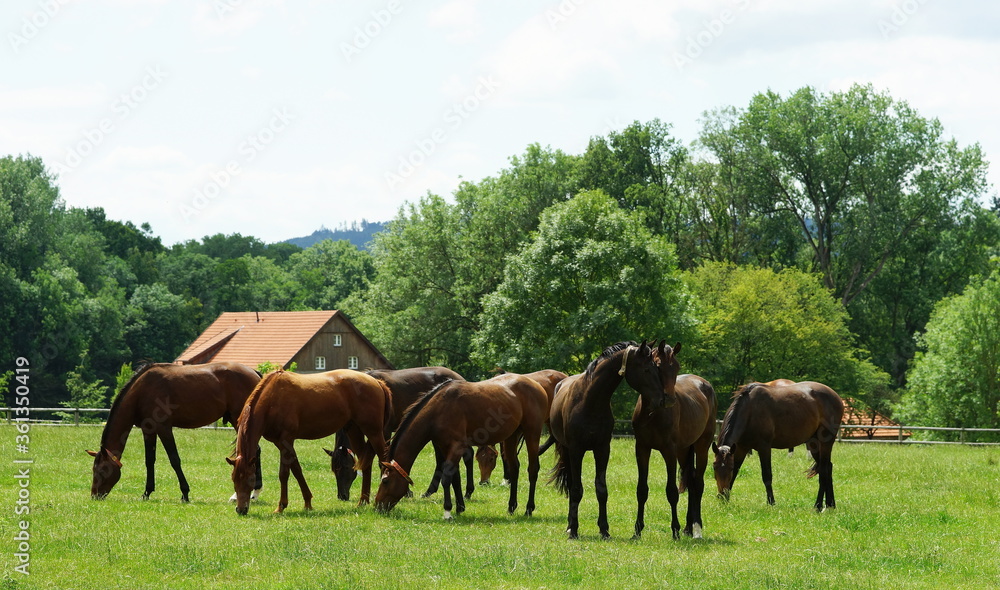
[623,340,674,409]
[654,340,681,406]
[86,448,122,499]
[711,442,734,500]
[227,453,257,515]
[476,445,499,485]
[374,460,413,513]
[325,446,359,501]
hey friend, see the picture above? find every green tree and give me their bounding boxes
[682,262,888,410]
[287,239,374,310]
[472,189,692,382]
[897,267,1000,438]
[124,284,202,362]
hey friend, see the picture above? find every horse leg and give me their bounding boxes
[687,442,710,539]
[811,441,835,511]
[158,429,190,503]
[664,452,681,539]
[463,447,474,500]
[566,449,585,540]
[253,445,263,499]
[594,443,612,540]
[759,447,775,505]
[503,436,521,515]
[343,424,374,506]
[274,440,294,513]
[285,444,313,511]
[524,435,540,517]
[422,444,445,497]
[441,444,466,520]
[142,430,156,500]
[632,442,652,540]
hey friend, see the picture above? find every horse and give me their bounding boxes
[549,341,667,540]
[228,369,392,515]
[374,374,549,519]
[326,366,466,501]
[712,380,844,511]
[632,342,717,539]
[476,369,568,486]
[87,362,262,502]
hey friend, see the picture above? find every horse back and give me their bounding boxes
[133,363,233,429]
[259,370,388,440]
[433,379,528,444]
[747,382,841,449]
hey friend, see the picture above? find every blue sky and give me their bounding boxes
[3,0,998,245]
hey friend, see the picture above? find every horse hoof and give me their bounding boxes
[631,533,642,541]
[566,530,579,540]
[250,489,261,501]
[443,511,453,520]
[600,532,611,541]
[228,493,238,503]
[691,524,703,539]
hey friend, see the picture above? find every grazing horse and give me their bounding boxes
[632,342,717,539]
[228,369,392,515]
[712,380,843,511]
[87,362,261,502]
[374,374,549,519]
[549,341,666,540]
[327,367,466,501]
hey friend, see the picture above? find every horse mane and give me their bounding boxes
[584,341,637,380]
[389,379,453,457]
[718,382,759,447]
[233,370,283,461]
[101,362,159,448]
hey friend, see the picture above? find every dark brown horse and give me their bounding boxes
[549,341,666,539]
[632,342,717,539]
[712,380,843,511]
[374,374,548,519]
[87,362,261,502]
[228,369,392,515]
[327,366,465,501]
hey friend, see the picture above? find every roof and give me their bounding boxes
[840,397,910,440]
[174,310,389,369]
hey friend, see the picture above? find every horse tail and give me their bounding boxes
[377,378,394,446]
[548,442,571,496]
[806,462,819,478]
[538,434,556,456]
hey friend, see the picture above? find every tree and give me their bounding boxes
[124,284,202,362]
[682,262,889,409]
[472,189,693,384]
[287,239,374,310]
[897,267,1000,438]
[697,84,990,307]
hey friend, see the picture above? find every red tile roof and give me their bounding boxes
[175,311,341,368]
[840,397,910,440]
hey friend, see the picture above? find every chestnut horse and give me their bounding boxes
[632,342,717,539]
[549,341,667,540]
[327,366,465,501]
[228,369,392,515]
[712,380,843,511]
[374,374,548,519]
[87,362,261,502]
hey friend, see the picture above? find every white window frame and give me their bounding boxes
[315,356,326,370]
[333,334,343,347]
[348,356,359,370]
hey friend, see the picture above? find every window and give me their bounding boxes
[315,356,326,370]
[348,356,359,370]
[333,334,342,347]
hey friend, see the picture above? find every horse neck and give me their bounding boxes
[389,408,433,472]
[719,390,752,447]
[584,353,626,407]
[235,392,267,463]
[101,389,138,456]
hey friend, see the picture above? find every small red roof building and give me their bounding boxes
[174,311,392,373]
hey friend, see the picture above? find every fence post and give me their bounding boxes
[960,428,966,445]
[75,408,80,426]
[898,424,904,444]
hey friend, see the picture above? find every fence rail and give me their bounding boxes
[5,409,1000,444]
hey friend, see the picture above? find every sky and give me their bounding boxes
[2,0,998,246]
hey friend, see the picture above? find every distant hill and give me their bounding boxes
[284,220,387,250]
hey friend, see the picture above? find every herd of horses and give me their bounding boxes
[87,341,844,539]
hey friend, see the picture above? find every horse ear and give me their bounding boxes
[226,455,240,466]
[323,447,335,457]
[86,449,98,457]
[711,442,719,454]
[673,342,682,356]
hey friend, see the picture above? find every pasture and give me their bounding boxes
[2,424,999,589]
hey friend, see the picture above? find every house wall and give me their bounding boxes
[291,315,391,373]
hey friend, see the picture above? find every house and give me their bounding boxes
[840,397,910,440]
[174,311,393,373]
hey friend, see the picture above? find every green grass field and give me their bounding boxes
[2,424,999,589]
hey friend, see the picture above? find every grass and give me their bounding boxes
[2,424,999,589]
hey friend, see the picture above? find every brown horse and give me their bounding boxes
[374,374,549,519]
[712,380,843,511]
[327,366,467,501]
[228,369,392,515]
[632,342,716,539]
[549,341,666,540]
[87,362,261,502]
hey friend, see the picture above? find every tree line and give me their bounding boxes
[2,83,998,435]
